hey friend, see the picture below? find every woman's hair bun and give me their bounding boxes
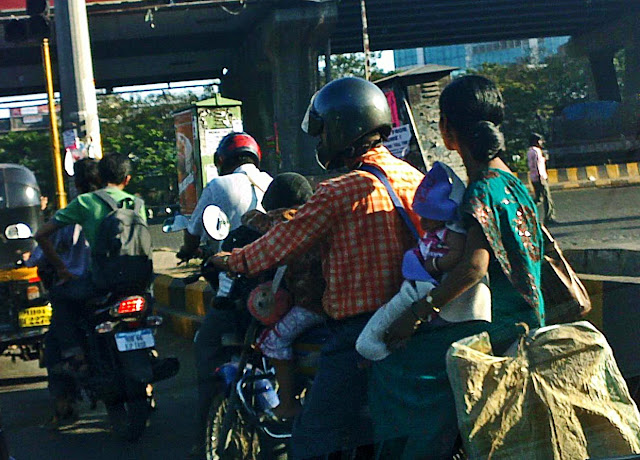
[469,120,505,162]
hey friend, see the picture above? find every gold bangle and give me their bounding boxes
[431,257,440,272]
[410,301,430,323]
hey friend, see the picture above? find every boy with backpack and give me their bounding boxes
[35,153,152,365]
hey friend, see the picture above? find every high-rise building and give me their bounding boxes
[394,36,569,70]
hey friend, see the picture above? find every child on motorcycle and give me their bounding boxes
[356,162,468,361]
[242,173,326,420]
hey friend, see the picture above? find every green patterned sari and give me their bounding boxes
[369,168,545,459]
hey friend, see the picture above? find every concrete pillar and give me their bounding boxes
[223,2,337,175]
[588,51,621,102]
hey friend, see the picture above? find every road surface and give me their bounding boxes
[0,327,198,460]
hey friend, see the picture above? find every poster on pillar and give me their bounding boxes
[384,124,413,158]
[174,110,199,215]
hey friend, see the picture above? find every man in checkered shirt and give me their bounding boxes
[212,77,424,459]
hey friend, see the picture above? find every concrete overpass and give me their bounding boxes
[1,0,638,173]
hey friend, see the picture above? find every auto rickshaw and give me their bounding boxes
[0,164,51,362]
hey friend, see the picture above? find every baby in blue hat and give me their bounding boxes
[356,162,468,361]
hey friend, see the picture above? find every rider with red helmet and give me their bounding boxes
[177,131,272,260]
[179,132,272,457]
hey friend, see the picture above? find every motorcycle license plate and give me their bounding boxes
[115,329,155,352]
[18,304,52,328]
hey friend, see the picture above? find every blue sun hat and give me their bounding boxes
[412,161,465,221]
[402,162,466,281]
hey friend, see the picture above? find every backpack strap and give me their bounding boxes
[132,197,143,215]
[359,164,420,242]
[94,189,143,215]
[93,189,120,211]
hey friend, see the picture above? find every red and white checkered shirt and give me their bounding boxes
[228,147,425,320]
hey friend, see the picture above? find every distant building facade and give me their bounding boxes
[394,37,569,70]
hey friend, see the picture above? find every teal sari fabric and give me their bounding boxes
[369,168,545,459]
[462,168,545,326]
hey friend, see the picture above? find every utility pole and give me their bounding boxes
[42,38,67,209]
[360,0,371,81]
[54,0,102,165]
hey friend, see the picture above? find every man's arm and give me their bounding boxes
[176,187,212,260]
[34,220,72,282]
[224,184,335,275]
[177,231,201,261]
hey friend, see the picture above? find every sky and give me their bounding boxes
[377,50,395,72]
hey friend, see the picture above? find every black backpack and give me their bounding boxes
[92,189,153,293]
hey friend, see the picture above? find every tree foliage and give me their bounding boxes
[472,53,597,171]
[324,52,390,82]
[99,91,197,198]
[0,130,54,197]
[0,91,196,204]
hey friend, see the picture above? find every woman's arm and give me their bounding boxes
[385,220,491,349]
[426,230,465,274]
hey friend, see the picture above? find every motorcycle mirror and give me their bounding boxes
[5,223,32,239]
[202,205,230,241]
[162,214,190,233]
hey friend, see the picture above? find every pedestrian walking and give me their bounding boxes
[527,132,556,224]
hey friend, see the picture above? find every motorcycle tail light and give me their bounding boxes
[117,296,146,315]
[95,321,115,334]
[26,285,40,300]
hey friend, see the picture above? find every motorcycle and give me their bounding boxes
[203,311,327,460]
[0,164,51,364]
[181,205,328,460]
[72,289,179,441]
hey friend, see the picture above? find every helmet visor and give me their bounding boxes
[301,93,323,137]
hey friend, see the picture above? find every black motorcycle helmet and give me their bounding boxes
[302,77,392,170]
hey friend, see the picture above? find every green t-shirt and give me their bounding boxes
[53,187,147,250]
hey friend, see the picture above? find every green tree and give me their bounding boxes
[324,52,391,82]
[99,91,197,203]
[473,53,598,171]
[0,91,196,205]
[0,130,54,197]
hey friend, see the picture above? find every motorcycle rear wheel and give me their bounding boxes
[105,382,150,442]
[205,394,260,460]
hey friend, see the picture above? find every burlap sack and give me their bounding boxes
[446,321,640,459]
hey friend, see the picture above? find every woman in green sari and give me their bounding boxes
[369,75,545,459]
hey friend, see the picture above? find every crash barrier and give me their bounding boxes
[517,160,640,191]
[153,274,211,339]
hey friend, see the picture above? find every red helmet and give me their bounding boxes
[214,132,262,171]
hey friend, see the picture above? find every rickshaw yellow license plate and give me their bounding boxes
[18,305,53,328]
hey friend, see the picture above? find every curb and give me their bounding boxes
[516,160,640,191]
[153,273,212,340]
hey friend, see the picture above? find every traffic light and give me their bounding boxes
[3,0,50,43]
[26,0,48,17]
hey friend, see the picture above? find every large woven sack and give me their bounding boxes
[446,321,640,459]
